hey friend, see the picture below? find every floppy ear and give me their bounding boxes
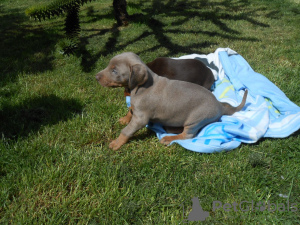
[128,64,148,90]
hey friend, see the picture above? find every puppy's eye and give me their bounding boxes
[112,69,117,74]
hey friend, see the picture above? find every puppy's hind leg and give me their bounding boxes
[160,126,196,145]
[160,118,215,145]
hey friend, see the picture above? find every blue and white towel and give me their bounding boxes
[126,48,300,153]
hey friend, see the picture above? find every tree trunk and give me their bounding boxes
[113,0,129,26]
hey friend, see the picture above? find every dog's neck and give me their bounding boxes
[130,68,154,96]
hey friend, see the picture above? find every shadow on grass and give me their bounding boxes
[0,5,62,86]
[78,0,271,72]
[0,0,279,74]
[0,5,80,137]
[0,95,83,139]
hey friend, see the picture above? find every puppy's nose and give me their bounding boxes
[95,73,102,81]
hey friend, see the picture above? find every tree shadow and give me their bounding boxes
[78,24,120,72]
[0,5,62,87]
[78,0,271,72]
[0,95,83,139]
[0,0,283,75]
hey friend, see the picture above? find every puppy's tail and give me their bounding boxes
[222,89,248,115]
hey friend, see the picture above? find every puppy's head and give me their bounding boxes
[96,52,148,90]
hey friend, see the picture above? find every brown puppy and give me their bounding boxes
[147,57,215,89]
[96,52,248,150]
[120,57,215,125]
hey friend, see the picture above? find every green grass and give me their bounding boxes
[1,0,300,223]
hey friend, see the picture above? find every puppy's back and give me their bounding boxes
[141,76,222,127]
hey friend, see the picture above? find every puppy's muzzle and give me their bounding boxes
[95,72,124,88]
[95,73,102,82]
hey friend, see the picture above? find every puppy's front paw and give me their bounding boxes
[109,139,122,150]
[119,110,133,125]
[109,133,129,150]
[160,136,173,145]
[119,116,130,125]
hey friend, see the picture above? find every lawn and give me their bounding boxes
[0,0,299,223]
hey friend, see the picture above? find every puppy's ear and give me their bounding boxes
[129,64,148,90]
